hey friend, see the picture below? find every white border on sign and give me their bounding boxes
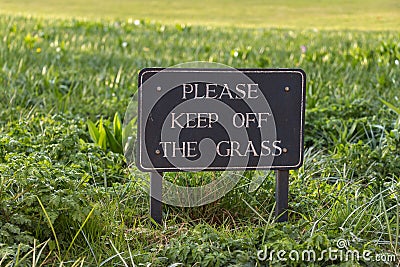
[138,69,305,171]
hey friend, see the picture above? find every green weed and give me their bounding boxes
[87,113,123,154]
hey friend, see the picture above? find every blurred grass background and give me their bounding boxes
[0,0,399,30]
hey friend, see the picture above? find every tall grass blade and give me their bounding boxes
[81,231,98,266]
[242,198,268,224]
[36,196,61,258]
[109,239,129,267]
[381,194,395,252]
[0,253,8,266]
[64,206,96,259]
[379,98,400,115]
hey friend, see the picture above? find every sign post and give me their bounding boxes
[275,170,289,222]
[136,68,306,224]
[150,172,163,224]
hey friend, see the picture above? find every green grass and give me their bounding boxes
[0,11,399,267]
[0,0,399,30]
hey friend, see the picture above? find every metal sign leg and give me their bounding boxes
[275,170,289,222]
[150,172,163,224]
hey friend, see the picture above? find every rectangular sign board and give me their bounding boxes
[137,68,306,172]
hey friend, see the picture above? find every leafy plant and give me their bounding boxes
[87,112,123,154]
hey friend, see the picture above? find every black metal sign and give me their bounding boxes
[134,67,307,224]
[137,68,306,172]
